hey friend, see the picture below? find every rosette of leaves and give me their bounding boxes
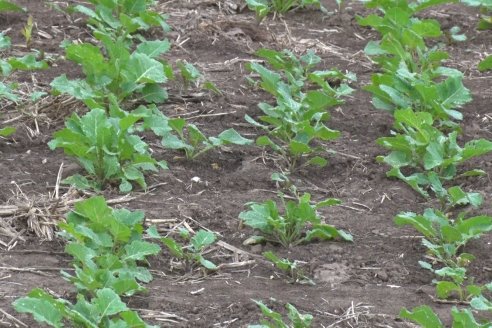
[58,196,161,296]
[13,196,160,327]
[48,107,167,192]
[51,37,172,108]
[358,1,472,126]
[377,108,492,197]
[73,0,169,43]
[239,192,352,247]
[246,48,355,172]
[395,207,492,301]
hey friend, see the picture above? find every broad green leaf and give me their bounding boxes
[13,295,63,328]
[217,128,252,145]
[93,288,128,318]
[435,281,460,299]
[51,75,96,100]
[123,240,161,261]
[450,308,484,328]
[136,40,170,58]
[191,230,215,251]
[478,55,492,72]
[400,306,444,328]
[125,53,167,84]
[8,54,48,71]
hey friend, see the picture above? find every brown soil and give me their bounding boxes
[1,0,492,327]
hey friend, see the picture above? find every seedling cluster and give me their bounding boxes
[1,0,491,326]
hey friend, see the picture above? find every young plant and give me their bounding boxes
[161,118,252,159]
[48,107,167,192]
[246,0,326,20]
[479,55,492,72]
[1,32,47,137]
[239,192,352,247]
[249,300,313,328]
[21,15,34,48]
[73,0,169,43]
[1,32,48,103]
[358,0,470,126]
[14,288,157,328]
[13,197,159,327]
[402,283,492,327]
[158,229,218,272]
[400,305,486,328]
[395,208,492,268]
[58,196,161,297]
[246,48,355,172]
[51,37,172,108]
[395,207,492,300]
[263,251,314,285]
[377,108,492,197]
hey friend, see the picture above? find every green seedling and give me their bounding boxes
[73,0,169,44]
[358,0,471,126]
[263,251,314,285]
[176,60,220,94]
[51,37,172,107]
[14,288,157,328]
[377,108,492,197]
[246,0,326,20]
[1,32,47,137]
[400,305,486,328]
[364,58,470,125]
[48,107,167,192]
[429,266,483,301]
[58,196,161,296]
[249,300,313,328]
[239,192,352,247]
[177,60,201,89]
[161,118,252,159]
[246,48,355,172]
[395,207,492,300]
[401,283,492,327]
[479,55,492,72]
[395,208,492,268]
[1,32,48,103]
[22,15,34,47]
[159,229,218,272]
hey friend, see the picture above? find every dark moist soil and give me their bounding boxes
[1,0,492,327]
